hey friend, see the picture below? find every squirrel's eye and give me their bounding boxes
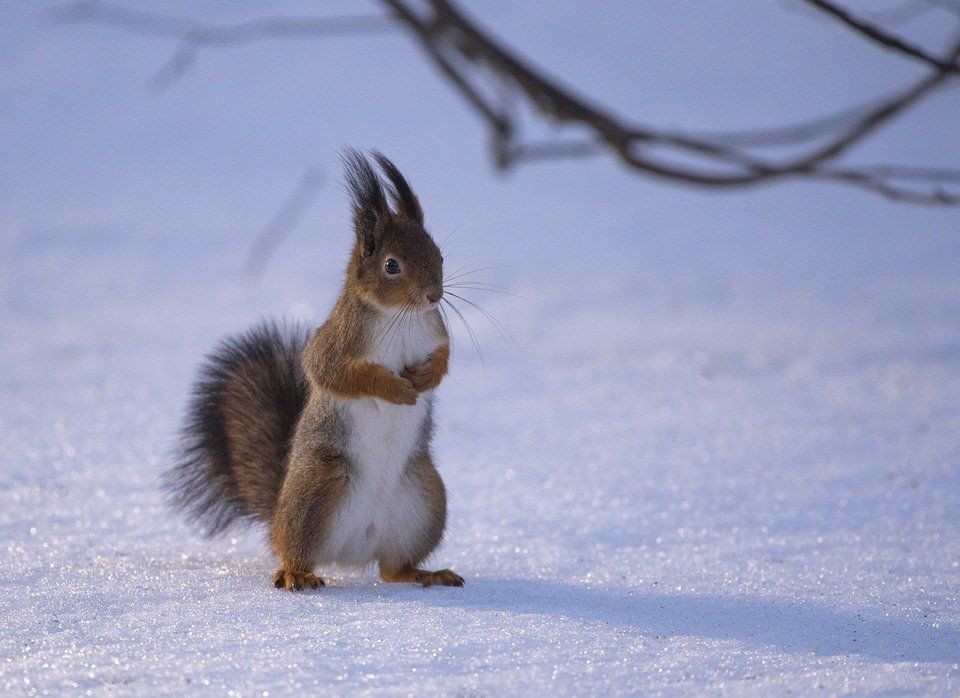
[384,258,401,275]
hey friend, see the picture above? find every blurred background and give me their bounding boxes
[1,1,958,693]
[3,1,958,289]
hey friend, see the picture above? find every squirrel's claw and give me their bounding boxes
[428,569,465,587]
[401,360,436,392]
[403,360,433,376]
[273,570,324,591]
[383,567,464,587]
[389,377,418,405]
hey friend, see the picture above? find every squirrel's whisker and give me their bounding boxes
[437,302,452,338]
[383,300,413,358]
[371,302,408,354]
[374,303,405,341]
[438,225,461,254]
[443,263,472,283]
[373,295,414,358]
[446,280,511,290]
[444,282,525,300]
[444,291,518,350]
[443,265,505,285]
[442,297,484,370]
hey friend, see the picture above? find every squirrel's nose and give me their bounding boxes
[426,286,443,304]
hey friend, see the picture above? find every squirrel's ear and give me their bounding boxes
[372,151,424,226]
[341,147,389,254]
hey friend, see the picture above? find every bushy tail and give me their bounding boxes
[164,321,310,536]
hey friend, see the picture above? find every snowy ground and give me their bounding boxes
[2,1,960,694]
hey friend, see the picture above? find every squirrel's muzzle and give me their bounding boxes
[426,286,443,304]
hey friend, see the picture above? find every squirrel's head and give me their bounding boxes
[342,148,443,310]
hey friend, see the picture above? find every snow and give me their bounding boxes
[2,0,959,694]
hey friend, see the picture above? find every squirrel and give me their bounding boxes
[163,149,464,591]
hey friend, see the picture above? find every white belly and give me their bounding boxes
[323,310,442,566]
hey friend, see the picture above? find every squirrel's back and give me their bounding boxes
[164,321,310,536]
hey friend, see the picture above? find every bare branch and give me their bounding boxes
[243,167,324,279]
[863,0,960,26]
[788,37,960,170]
[385,0,960,200]
[816,167,960,204]
[51,1,395,87]
[54,0,960,205]
[858,164,960,182]
[802,0,959,72]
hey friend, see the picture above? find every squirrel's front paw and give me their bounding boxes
[381,376,418,405]
[273,569,324,591]
[401,360,436,392]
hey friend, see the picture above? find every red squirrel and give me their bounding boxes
[165,149,463,590]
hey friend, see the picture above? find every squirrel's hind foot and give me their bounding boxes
[421,569,464,587]
[380,566,464,587]
[273,570,325,591]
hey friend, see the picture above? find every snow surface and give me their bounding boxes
[2,0,959,694]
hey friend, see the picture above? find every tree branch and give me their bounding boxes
[863,0,960,26]
[54,0,960,205]
[386,0,960,201]
[50,1,395,88]
[802,0,959,72]
[242,166,324,279]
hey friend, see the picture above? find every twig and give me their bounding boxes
[242,167,324,279]
[384,0,960,202]
[802,0,959,72]
[863,0,960,26]
[50,2,395,88]
[54,0,960,205]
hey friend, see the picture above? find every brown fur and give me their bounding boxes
[402,343,449,393]
[164,322,309,536]
[303,291,420,405]
[268,449,348,581]
[166,151,460,590]
[268,150,459,589]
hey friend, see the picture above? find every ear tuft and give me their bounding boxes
[372,151,424,225]
[341,147,389,247]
